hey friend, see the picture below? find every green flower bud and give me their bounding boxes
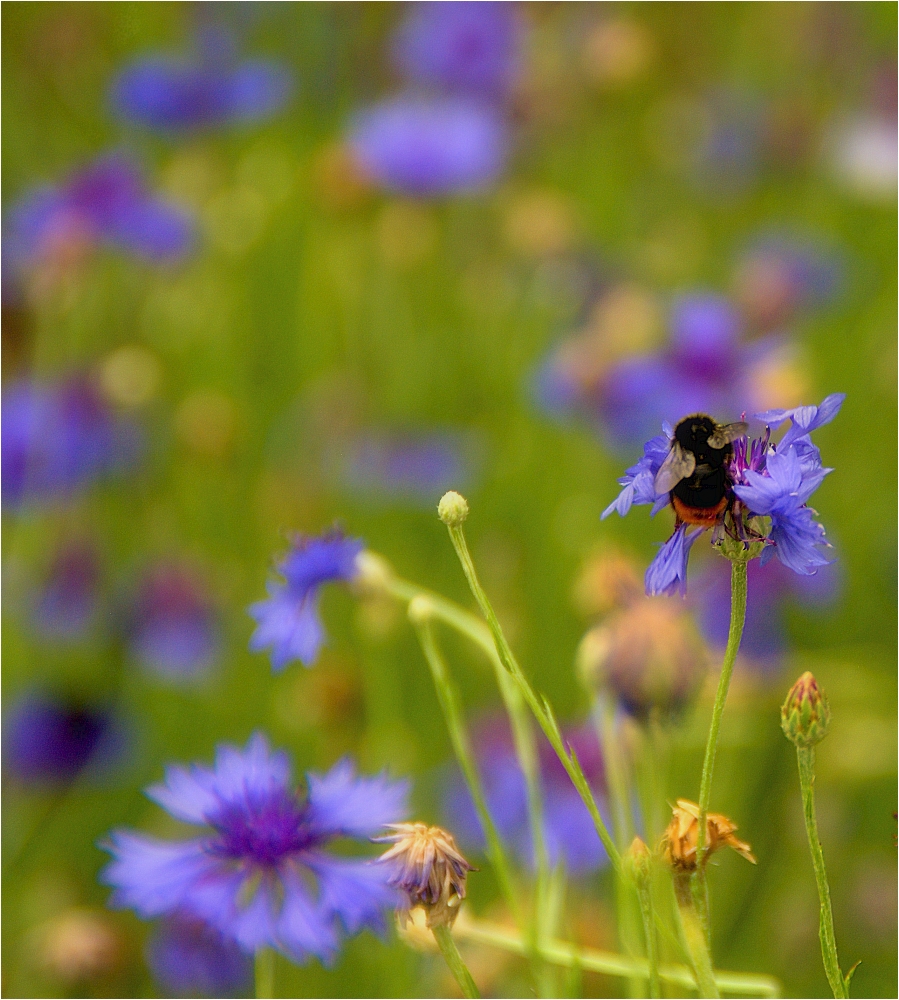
[624,836,652,886]
[437,491,469,527]
[781,671,831,748]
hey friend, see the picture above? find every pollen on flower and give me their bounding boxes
[661,799,756,872]
[375,822,475,929]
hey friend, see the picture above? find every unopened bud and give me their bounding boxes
[624,836,652,885]
[437,491,469,527]
[781,671,831,748]
[353,550,395,594]
[408,595,436,625]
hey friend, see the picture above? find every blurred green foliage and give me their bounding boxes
[2,3,896,998]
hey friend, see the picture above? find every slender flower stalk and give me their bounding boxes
[692,556,748,934]
[673,873,720,999]
[436,492,621,871]
[452,917,781,997]
[781,673,851,998]
[406,599,523,928]
[626,838,660,999]
[433,925,481,998]
[254,947,275,1000]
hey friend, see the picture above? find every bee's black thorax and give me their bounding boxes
[672,414,732,510]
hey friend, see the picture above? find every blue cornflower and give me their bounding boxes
[125,564,221,682]
[146,916,252,998]
[347,94,508,197]
[4,153,193,278]
[248,530,364,672]
[391,1,524,100]
[111,28,291,133]
[602,394,844,595]
[4,692,125,785]
[101,734,408,964]
[2,374,143,510]
[443,718,608,874]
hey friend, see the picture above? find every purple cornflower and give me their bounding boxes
[4,153,193,278]
[31,541,103,642]
[125,564,221,682]
[111,27,291,133]
[4,692,123,785]
[339,430,475,506]
[391,2,524,100]
[347,94,508,197]
[101,734,408,963]
[248,530,363,672]
[2,374,142,510]
[443,718,607,874]
[146,916,252,998]
[602,394,844,595]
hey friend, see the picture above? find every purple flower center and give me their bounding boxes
[207,791,318,868]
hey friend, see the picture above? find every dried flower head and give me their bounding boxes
[661,798,756,872]
[375,822,474,928]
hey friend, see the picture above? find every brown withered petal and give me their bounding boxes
[375,822,475,929]
[661,798,756,871]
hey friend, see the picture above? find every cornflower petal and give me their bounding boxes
[308,855,399,935]
[146,764,219,824]
[754,392,845,450]
[306,758,410,839]
[645,524,704,597]
[276,868,339,963]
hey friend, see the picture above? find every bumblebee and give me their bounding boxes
[654,414,748,526]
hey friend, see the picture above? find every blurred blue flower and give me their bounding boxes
[443,718,608,874]
[2,374,143,510]
[102,734,408,964]
[4,692,125,785]
[602,394,844,594]
[348,94,508,196]
[31,541,103,642]
[111,27,291,133]
[692,556,841,670]
[126,564,221,682]
[4,153,194,278]
[339,430,475,506]
[249,530,363,671]
[535,292,784,452]
[146,916,252,998]
[391,1,524,99]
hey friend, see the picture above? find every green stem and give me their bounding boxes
[635,874,661,1000]
[674,874,720,998]
[797,746,848,998]
[409,610,524,929]
[432,925,481,998]
[691,557,748,937]
[255,947,275,1000]
[443,523,621,872]
[454,917,780,997]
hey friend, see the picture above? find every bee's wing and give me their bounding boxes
[707,421,749,449]
[653,442,696,494]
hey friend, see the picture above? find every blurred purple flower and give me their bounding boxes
[691,556,841,670]
[2,374,143,510]
[4,153,194,278]
[31,541,103,642]
[4,692,125,785]
[535,292,782,452]
[249,530,363,672]
[391,1,524,100]
[102,734,408,963]
[348,94,508,196]
[146,916,252,998]
[126,564,220,682]
[111,27,291,133]
[443,718,608,874]
[339,430,475,505]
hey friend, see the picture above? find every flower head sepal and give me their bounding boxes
[715,533,767,564]
[781,671,831,748]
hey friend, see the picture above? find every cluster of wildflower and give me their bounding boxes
[602,393,844,596]
[347,2,524,195]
